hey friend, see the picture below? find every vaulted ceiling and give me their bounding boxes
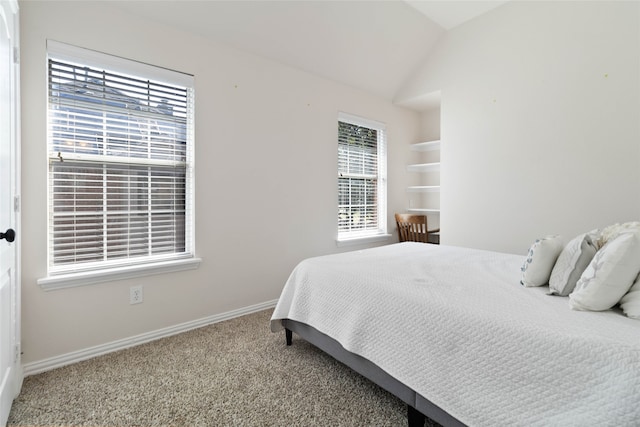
[114,1,508,102]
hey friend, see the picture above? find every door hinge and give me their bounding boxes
[14,344,20,363]
[13,47,19,64]
[14,195,19,212]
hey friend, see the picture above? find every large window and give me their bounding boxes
[44,41,196,283]
[337,112,387,241]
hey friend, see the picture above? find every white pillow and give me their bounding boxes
[549,233,597,296]
[569,229,640,311]
[520,235,563,287]
[594,221,640,249]
[620,273,640,319]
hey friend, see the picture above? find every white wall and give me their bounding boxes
[396,1,640,254]
[20,1,421,364]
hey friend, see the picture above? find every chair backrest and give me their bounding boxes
[395,213,428,243]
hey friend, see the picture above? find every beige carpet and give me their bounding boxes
[8,309,439,426]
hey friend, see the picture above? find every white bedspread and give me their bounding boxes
[271,243,640,426]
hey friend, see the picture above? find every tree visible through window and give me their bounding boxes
[47,42,195,275]
[338,113,387,240]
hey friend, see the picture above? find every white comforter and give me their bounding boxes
[271,243,640,426]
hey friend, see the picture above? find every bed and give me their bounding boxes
[270,242,640,426]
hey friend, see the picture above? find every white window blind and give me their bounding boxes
[47,42,195,276]
[338,113,387,239]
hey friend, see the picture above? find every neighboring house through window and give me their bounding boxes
[337,112,387,244]
[40,41,198,289]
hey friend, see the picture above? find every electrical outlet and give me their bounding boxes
[130,285,143,305]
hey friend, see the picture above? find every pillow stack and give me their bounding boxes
[521,222,640,319]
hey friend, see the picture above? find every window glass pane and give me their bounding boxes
[50,161,187,269]
[52,214,104,264]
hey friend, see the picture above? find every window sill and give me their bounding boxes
[336,234,391,247]
[38,257,202,291]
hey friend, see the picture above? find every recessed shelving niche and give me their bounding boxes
[406,139,441,215]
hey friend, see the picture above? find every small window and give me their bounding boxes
[337,112,387,241]
[46,41,195,278]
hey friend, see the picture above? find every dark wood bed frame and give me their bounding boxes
[282,319,467,427]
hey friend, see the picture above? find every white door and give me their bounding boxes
[0,1,21,425]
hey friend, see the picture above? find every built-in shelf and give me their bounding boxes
[406,162,440,173]
[410,140,440,152]
[407,185,440,193]
[408,208,440,214]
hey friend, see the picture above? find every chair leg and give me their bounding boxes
[407,405,425,427]
[285,328,292,346]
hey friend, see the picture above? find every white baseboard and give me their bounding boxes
[23,299,278,377]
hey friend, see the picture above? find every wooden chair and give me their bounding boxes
[395,213,440,244]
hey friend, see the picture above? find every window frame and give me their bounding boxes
[39,41,200,290]
[336,112,389,246]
